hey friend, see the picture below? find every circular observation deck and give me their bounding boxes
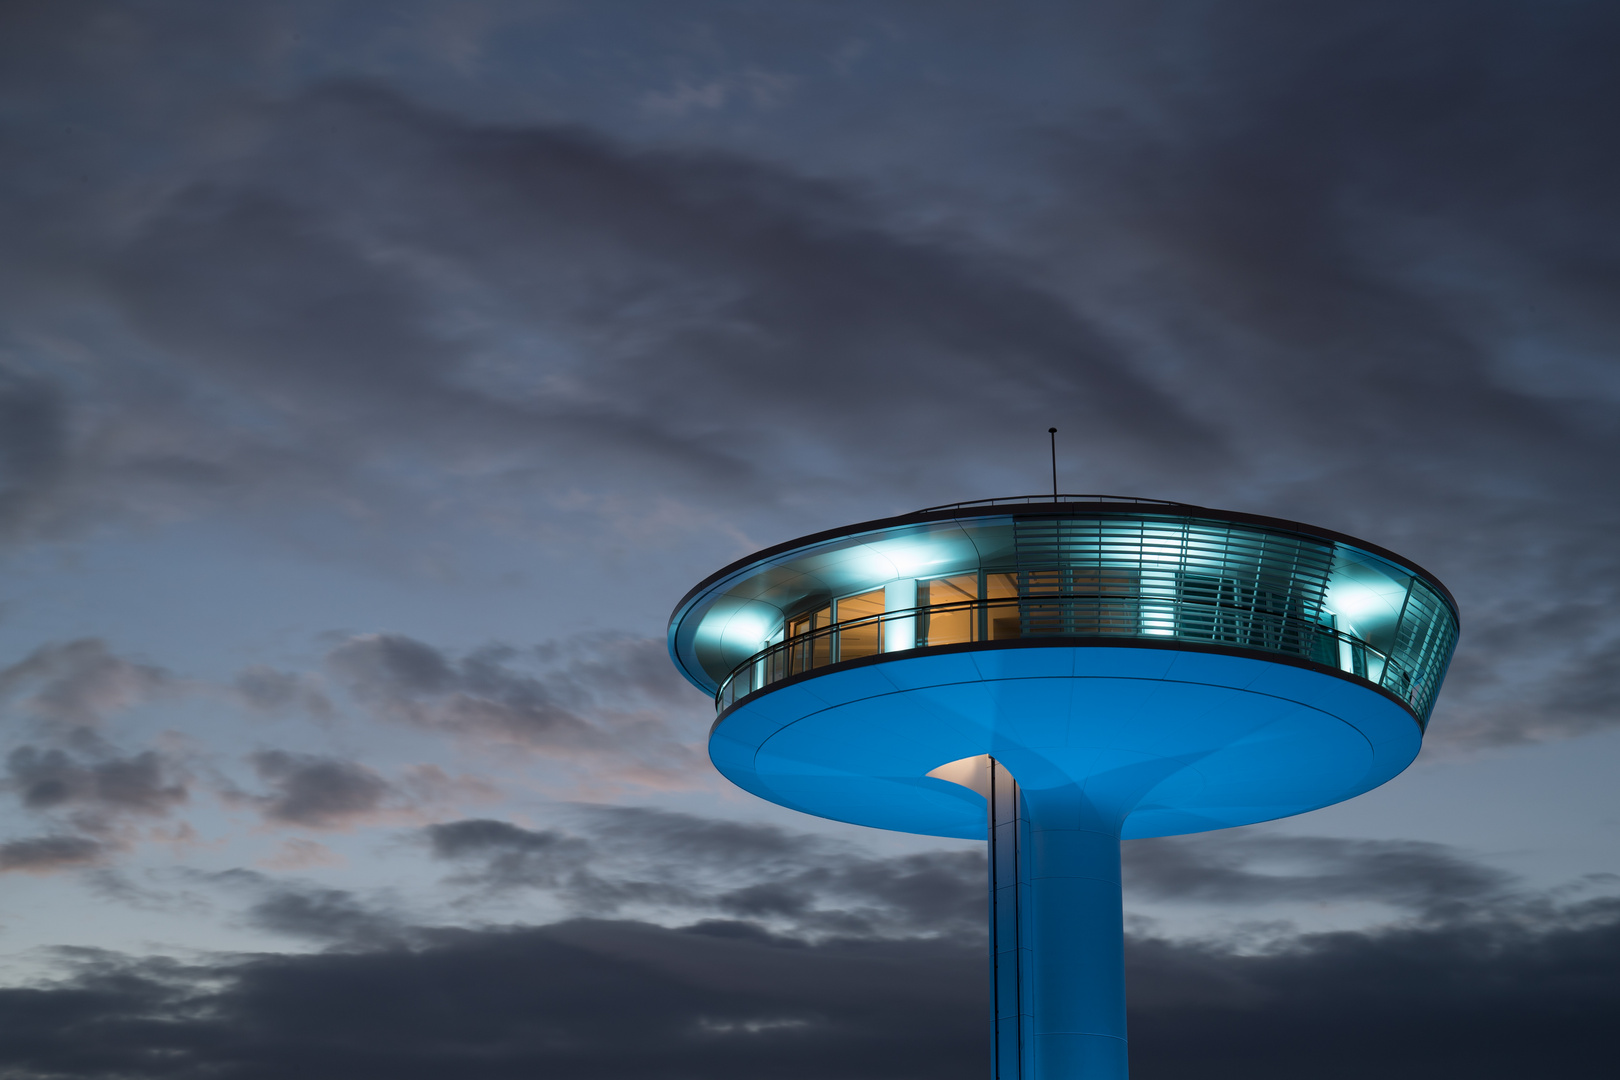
[670,497,1458,841]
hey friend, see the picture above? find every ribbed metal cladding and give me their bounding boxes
[1011,515,1335,657]
[1389,578,1457,721]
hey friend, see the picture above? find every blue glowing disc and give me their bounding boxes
[710,641,1421,840]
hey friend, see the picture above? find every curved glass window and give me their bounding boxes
[686,512,1456,727]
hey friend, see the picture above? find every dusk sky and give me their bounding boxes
[2,2,1618,1076]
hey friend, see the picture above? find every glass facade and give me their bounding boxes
[685,508,1457,728]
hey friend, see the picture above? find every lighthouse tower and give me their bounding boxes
[669,496,1458,1079]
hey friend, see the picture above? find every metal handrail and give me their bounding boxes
[915,494,1194,513]
[715,596,1425,717]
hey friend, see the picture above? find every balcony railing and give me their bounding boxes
[716,596,1431,720]
[915,494,1191,512]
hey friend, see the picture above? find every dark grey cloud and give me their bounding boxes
[1126,832,1516,920]
[178,866,411,949]
[427,808,985,940]
[328,635,452,697]
[0,744,188,868]
[0,834,105,874]
[233,666,334,721]
[0,66,1217,553]
[0,641,206,869]
[325,633,704,776]
[0,369,70,544]
[92,78,1213,492]
[244,882,407,950]
[0,657,191,865]
[1124,899,1620,1079]
[246,750,392,829]
[4,746,188,819]
[425,818,591,890]
[1001,2,1620,746]
[0,917,982,1080]
[430,808,1531,937]
[588,806,986,933]
[0,640,174,732]
[1,900,1617,1080]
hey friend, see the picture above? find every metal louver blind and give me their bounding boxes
[1010,516,1335,651]
[1387,580,1456,726]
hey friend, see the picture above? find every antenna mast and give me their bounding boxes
[1048,428,1058,500]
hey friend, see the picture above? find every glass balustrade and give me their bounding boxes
[683,506,1457,730]
[717,588,1450,725]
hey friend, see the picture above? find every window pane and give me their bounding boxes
[985,572,1020,639]
[836,590,884,660]
[922,575,977,646]
[811,604,833,668]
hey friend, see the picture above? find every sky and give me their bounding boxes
[1,1,1618,1076]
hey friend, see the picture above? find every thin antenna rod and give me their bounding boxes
[1048,428,1058,500]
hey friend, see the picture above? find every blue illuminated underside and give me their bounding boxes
[709,642,1421,840]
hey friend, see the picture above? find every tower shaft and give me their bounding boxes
[990,762,1127,1079]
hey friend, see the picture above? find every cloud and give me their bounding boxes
[1,899,1617,1079]
[0,640,175,732]
[233,666,334,721]
[424,818,591,890]
[0,741,191,874]
[1125,832,1516,919]
[0,57,1223,556]
[244,882,408,949]
[325,633,706,782]
[0,368,70,544]
[182,866,410,950]
[0,916,984,1080]
[0,835,105,874]
[236,750,491,830]
[0,745,189,864]
[427,809,1543,942]
[257,838,343,871]
[427,807,984,940]
[4,747,188,818]
[1125,899,1620,1079]
[102,79,1210,478]
[246,750,393,829]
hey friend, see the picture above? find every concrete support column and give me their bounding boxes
[989,764,1127,1080]
[988,759,1033,1079]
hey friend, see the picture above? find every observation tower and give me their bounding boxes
[668,496,1458,1079]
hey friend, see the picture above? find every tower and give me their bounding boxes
[668,496,1458,1079]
